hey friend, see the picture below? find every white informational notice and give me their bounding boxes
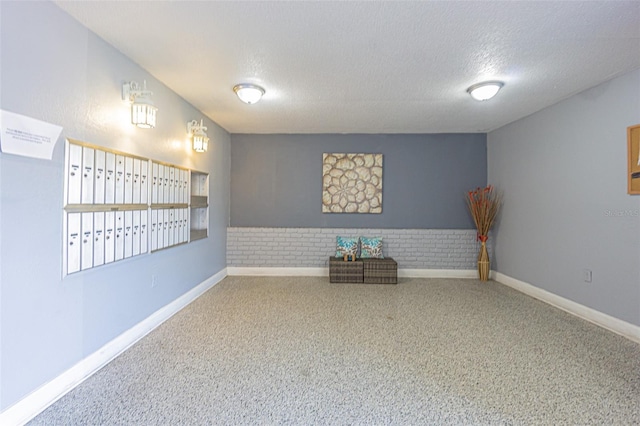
[0,109,63,160]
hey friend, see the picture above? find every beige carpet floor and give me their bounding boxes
[30,276,640,425]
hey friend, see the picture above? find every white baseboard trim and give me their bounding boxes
[0,268,228,426]
[400,269,477,279]
[494,272,640,345]
[227,266,477,279]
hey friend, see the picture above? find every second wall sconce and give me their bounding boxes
[122,80,157,128]
[188,119,209,153]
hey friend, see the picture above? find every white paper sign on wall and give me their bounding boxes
[0,109,63,160]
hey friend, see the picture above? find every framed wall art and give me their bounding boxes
[322,153,383,213]
[628,124,640,195]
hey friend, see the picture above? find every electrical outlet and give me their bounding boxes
[583,269,592,283]
[151,275,157,288]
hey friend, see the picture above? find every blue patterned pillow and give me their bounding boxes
[335,236,359,257]
[360,236,384,258]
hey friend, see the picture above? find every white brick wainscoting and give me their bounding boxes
[227,227,490,276]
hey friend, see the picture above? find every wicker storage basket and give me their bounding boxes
[329,257,363,283]
[362,258,398,284]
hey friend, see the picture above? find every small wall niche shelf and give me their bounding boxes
[190,170,209,241]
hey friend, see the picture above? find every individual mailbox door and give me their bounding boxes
[176,167,181,203]
[81,212,93,270]
[81,147,94,204]
[132,210,141,256]
[175,208,182,244]
[167,167,173,204]
[182,169,189,203]
[163,167,170,204]
[115,211,125,261]
[124,156,133,204]
[94,149,106,204]
[174,168,181,204]
[157,164,165,204]
[115,155,125,204]
[133,158,141,204]
[67,143,82,205]
[173,208,180,244]
[175,208,181,244]
[104,211,115,264]
[184,208,191,242]
[105,152,116,204]
[163,209,170,248]
[185,208,190,243]
[140,210,148,254]
[151,209,158,252]
[177,208,183,243]
[140,160,149,205]
[169,167,176,204]
[167,209,176,246]
[157,209,165,249]
[67,212,81,274]
[174,167,180,204]
[176,169,183,204]
[184,208,190,242]
[151,162,159,204]
[93,211,105,267]
[124,210,133,258]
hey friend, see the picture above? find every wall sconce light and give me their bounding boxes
[233,83,265,104]
[467,81,504,101]
[122,80,157,128]
[187,119,209,153]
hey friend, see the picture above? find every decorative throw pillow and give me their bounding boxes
[335,236,358,257]
[360,236,384,258]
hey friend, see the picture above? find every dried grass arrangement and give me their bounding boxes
[466,185,502,241]
[466,185,502,280]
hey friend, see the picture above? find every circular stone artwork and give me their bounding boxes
[322,153,383,213]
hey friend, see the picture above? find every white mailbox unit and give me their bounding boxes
[149,160,189,252]
[63,139,209,276]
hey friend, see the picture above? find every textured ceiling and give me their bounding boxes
[55,1,640,134]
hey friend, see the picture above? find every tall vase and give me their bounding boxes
[478,241,490,281]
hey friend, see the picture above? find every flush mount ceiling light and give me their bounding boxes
[122,80,157,128]
[233,83,265,104]
[187,119,209,153]
[467,81,504,101]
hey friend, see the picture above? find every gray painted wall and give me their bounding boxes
[488,69,640,326]
[0,2,230,410]
[231,134,486,229]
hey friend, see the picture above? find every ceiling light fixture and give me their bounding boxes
[233,83,265,104]
[187,119,209,153]
[122,80,157,128]
[467,81,504,101]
